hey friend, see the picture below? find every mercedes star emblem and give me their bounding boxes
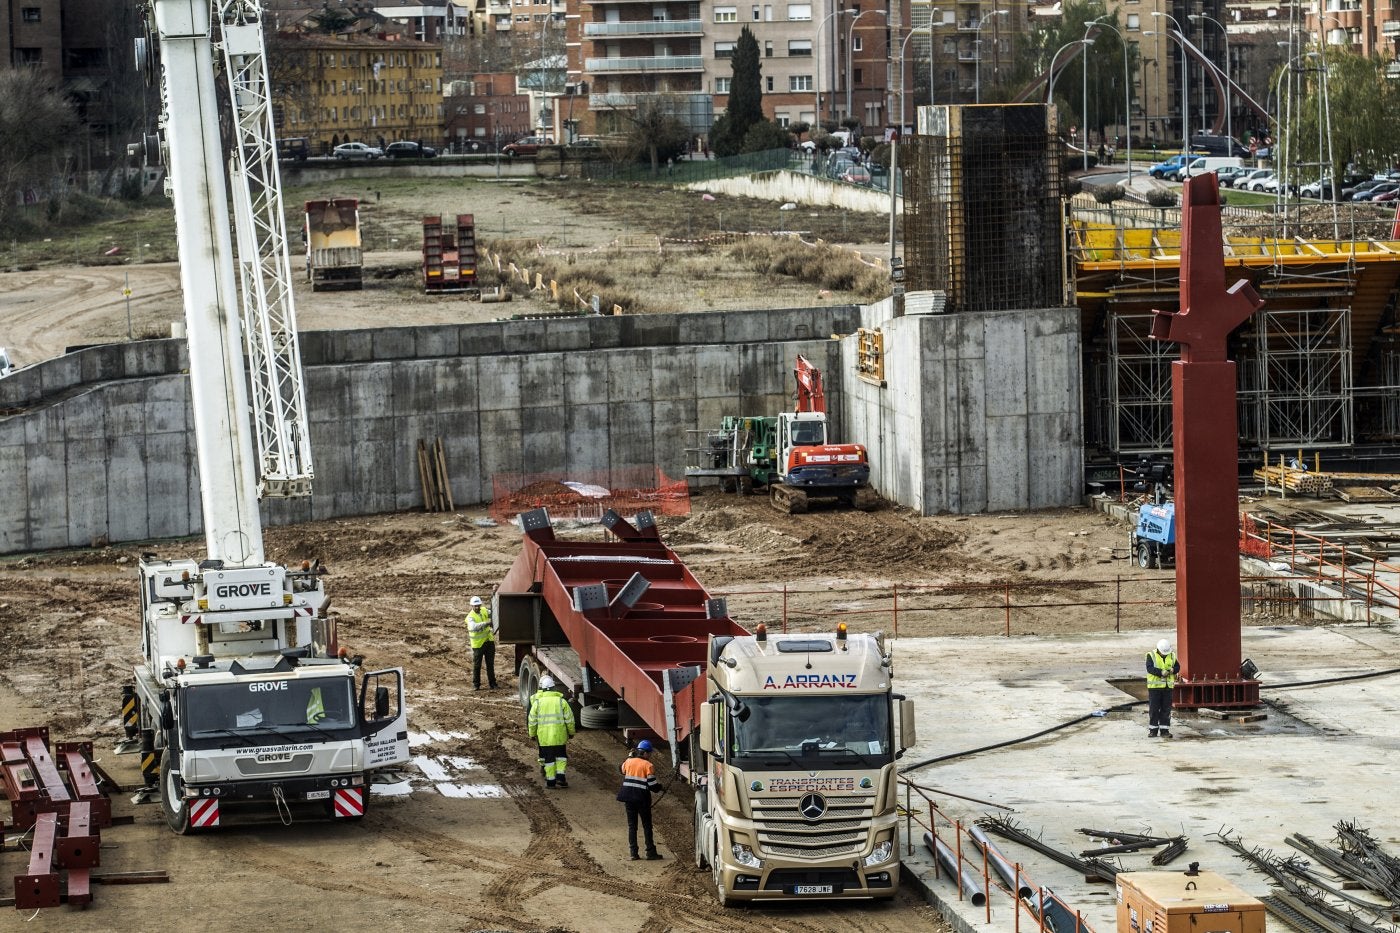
[799,792,827,821]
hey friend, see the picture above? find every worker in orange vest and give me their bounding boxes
[616,740,664,860]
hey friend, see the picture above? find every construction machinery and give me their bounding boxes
[422,214,478,294]
[687,355,879,513]
[498,508,915,906]
[129,0,407,833]
[304,197,363,291]
[1128,460,1175,569]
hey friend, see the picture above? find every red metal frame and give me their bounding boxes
[501,511,748,742]
[1151,175,1263,708]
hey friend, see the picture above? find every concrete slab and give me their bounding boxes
[894,625,1400,933]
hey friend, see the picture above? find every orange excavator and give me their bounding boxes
[688,355,879,513]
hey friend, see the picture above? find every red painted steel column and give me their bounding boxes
[1150,175,1263,709]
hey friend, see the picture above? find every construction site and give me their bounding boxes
[3,21,1400,931]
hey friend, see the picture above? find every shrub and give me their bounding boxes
[1092,184,1126,205]
[1145,189,1179,208]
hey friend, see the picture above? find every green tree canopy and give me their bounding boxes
[1011,1,1136,139]
[1279,50,1400,185]
[712,27,764,156]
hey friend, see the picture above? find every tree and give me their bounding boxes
[0,68,78,236]
[618,96,691,175]
[1013,1,1136,141]
[1280,49,1400,186]
[712,27,764,156]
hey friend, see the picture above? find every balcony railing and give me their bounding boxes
[590,92,644,108]
[583,18,702,37]
[1383,20,1400,35]
[584,55,703,72]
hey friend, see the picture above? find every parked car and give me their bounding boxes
[1352,181,1400,201]
[1372,186,1400,203]
[276,137,310,162]
[333,142,383,160]
[1215,165,1250,187]
[384,141,436,159]
[1149,154,1192,179]
[839,165,873,185]
[1237,169,1275,192]
[502,135,555,157]
[1343,178,1390,199]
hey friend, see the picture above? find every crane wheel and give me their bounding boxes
[160,752,193,835]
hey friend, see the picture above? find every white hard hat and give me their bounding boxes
[539,674,555,689]
[470,596,483,606]
[1157,639,1171,655]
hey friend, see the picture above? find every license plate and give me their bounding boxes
[793,885,833,895]
[306,789,330,800]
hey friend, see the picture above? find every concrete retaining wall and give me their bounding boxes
[0,307,860,553]
[842,301,1083,514]
[689,170,895,214]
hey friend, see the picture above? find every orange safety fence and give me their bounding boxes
[900,779,1098,933]
[489,466,691,524]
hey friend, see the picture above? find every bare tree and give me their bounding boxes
[0,69,79,235]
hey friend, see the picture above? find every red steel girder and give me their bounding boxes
[1150,175,1263,709]
[56,742,112,828]
[14,813,60,910]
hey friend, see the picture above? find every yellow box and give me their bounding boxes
[1117,870,1265,933]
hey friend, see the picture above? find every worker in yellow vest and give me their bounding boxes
[1145,638,1180,738]
[466,595,497,691]
[527,675,576,788]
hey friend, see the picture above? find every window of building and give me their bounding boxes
[788,39,812,56]
[15,47,42,65]
[853,36,863,52]
[853,68,862,84]
[752,5,760,20]
[714,5,737,22]
[766,75,774,90]
[1126,13,1140,29]
[787,2,810,20]
[716,76,732,93]
[21,7,40,21]
[765,40,773,57]
[776,113,789,127]
[475,103,486,113]
[789,74,812,91]
[765,5,773,20]
[715,40,736,58]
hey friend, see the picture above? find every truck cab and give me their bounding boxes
[694,627,916,905]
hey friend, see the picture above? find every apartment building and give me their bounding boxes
[272,33,447,151]
[2,0,62,77]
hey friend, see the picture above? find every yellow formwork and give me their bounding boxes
[1073,219,1400,273]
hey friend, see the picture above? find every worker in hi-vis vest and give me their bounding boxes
[1145,638,1181,738]
[465,595,497,690]
[527,674,576,788]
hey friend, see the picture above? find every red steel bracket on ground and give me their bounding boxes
[1150,175,1263,708]
[15,813,60,909]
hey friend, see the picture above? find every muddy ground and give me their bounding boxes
[0,492,1192,932]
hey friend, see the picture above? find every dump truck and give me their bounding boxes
[686,355,878,513]
[497,507,916,906]
[304,197,364,291]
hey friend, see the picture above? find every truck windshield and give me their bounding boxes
[729,695,891,767]
[182,678,357,747]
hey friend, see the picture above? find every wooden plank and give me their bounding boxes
[435,438,455,512]
[416,439,433,512]
[90,870,171,885]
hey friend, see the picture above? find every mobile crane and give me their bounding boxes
[125,0,408,833]
[687,355,879,513]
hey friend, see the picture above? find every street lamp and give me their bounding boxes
[1086,17,1133,181]
[1150,12,1189,158]
[815,9,857,130]
[1189,13,1231,152]
[898,24,934,130]
[1046,38,1093,105]
[974,9,1008,104]
[847,9,888,127]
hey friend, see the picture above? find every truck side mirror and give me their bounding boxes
[374,685,390,720]
[699,702,715,754]
[160,698,175,732]
[897,698,917,751]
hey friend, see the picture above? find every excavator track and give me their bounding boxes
[850,486,881,511]
[769,484,808,514]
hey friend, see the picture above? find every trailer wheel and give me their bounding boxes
[579,702,618,729]
[517,658,538,709]
[1136,542,1152,569]
[160,752,193,835]
[693,789,709,869]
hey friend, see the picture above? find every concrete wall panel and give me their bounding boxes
[0,304,1082,553]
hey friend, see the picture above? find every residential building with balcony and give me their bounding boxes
[270,33,446,152]
[2,0,63,78]
[445,71,534,147]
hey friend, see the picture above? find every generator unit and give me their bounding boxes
[1117,870,1265,933]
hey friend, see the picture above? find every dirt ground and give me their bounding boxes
[0,492,1187,932]
[0,177,892,370]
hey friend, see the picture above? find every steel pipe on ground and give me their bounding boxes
[925,831,987,906]
[970,824,1034,897]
